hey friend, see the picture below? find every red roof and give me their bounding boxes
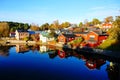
[85,61,96,70]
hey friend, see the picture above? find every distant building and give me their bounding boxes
[102,23,112,31]
[9,32,16,37]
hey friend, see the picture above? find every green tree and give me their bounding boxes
[109,16,120,40]
[92,18,101,25]
[79,22,83,27]
[40,23,49,30]
[24,23,29,30]
[98,16,120,51]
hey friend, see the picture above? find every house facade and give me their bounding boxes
[85,31,108,47]
[57,34,76,44]
[102,23,112,31]
[15,30,29,40]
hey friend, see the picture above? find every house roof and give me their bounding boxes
[73,32,89,34]
[28,31,35,34]
[17,30,28,32]
[62,33,76,38]
[91,31,108,36]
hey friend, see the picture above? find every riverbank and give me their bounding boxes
[63,45,120,60]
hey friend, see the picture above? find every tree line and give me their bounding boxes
[0,16,119,37]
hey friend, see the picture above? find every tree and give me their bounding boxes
[40,23,49,30]
[61,22,71,28]
[109,16,120,40]
[98,16,120,51]
[53,20,59,30]
[84,19,89,27]
[92,18,101,25]
[0,22,9,37]
[24,23,30,30]
[30,24,39,31]
[79,22,83,27]
[104,16,113,23]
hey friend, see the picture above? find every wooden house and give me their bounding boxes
[57,34,76,44]
[15,30,29,40]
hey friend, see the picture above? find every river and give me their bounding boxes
[0,44,119,80]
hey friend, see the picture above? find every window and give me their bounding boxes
[89,35,95,40]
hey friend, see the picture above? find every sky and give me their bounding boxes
[0,0,120,25]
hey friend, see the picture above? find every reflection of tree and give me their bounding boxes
[106,62,120,80]
[0,46,11,57]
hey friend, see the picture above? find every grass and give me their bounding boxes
[97,39,120,51]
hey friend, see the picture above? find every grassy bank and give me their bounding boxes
[97,39,120,51]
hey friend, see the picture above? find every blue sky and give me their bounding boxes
[0,0,120,25]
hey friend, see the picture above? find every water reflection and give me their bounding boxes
[0,46,11,56]
[0,44,120,80]
[106,62,120,80]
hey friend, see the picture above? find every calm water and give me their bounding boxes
[0,45,120,80]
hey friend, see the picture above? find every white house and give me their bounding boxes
[39,34,47,43]
[39,31,55,43]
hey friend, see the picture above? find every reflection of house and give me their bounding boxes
[85,59,106,70]
[16,44,29,53]
[39,45,47,53]
[57,34,76,44]
[58,50,66,58]
[15,30,29,40]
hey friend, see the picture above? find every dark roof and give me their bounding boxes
[73,32,89,34]
[63,34,76,38]
[17,30,28,32]
[92,31,108,36]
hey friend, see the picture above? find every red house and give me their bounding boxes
[86,31,108,47]
[57,34,76,44]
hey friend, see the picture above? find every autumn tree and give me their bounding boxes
[109,16,120,40]
[30,24,40,31]
[98,16,120,50]
[104,16,113,23]
[53,20,59,30]
[0,22,9,37]
[40,23,49,30]
[61,22,71,28]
